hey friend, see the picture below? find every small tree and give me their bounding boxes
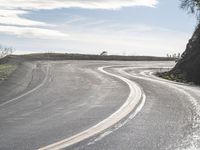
[166,53,170,57]
[173,53,177,58]
[180,0,200,19]
[177,53,181,59]
[100,51,108,56]
[0,45,14,58]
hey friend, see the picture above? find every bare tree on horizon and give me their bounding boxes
[0,45,14,58]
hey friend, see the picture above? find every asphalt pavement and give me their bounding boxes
[0,61,199,150]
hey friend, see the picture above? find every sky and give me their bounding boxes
[0,0,198,56]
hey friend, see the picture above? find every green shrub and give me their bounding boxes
[0,64,16,80]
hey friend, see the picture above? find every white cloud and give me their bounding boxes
[0,10,48,26]
[0,0,158,39]
[0,0,158,10]
[0,25,68,39]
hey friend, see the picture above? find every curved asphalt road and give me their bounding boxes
[0,61,200,150]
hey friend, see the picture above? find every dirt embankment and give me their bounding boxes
[162,24,200,85]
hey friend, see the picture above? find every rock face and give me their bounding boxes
[171,23,200,84]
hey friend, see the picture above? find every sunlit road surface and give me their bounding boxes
[0,61,200,150]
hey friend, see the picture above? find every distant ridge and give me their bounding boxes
[0,53,175,64]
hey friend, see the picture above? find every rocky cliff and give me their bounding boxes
[170,23,200,84]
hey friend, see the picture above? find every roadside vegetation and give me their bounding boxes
[156,71,189,83]
[0,44,16,80]
[0,64,17,81]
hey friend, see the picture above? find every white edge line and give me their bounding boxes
[38,65,146,150]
